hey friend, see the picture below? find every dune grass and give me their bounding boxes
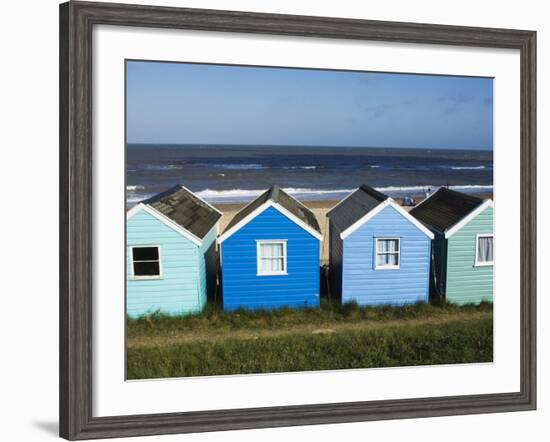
[126,301,493,379]
[127,317,493,379]
[127,300,493,336]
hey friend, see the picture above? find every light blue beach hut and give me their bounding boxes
[327,185,434,306]
[218,185,323,311]
[126,185,222,317]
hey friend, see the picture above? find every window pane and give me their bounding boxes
[377,253,398,266]
[477,236,493,263]
[134,261,160,276]
[133,247,159,261]
[259,242,286,273]
[377,239,399,253]
[260,244,270,258]
[261,243,283,258]
[273,243,284,256]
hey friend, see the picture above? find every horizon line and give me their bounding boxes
[126,143,493,152]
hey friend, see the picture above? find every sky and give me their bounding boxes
[126,61,493,150]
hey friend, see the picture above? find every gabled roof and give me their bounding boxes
[128,185,222,241]
[219,185,322,243]
[410,187,486,234]
[326,185,389,233]
[327,185,434,240]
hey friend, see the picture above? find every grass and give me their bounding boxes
[126,301,493,379]
[127,300,493,336]
[127,317,493,379]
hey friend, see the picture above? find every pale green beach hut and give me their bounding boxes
[410,188,494,305]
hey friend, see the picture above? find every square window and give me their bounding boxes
[257,241,287,275]
[375,238,400,269]
[131,246,161,279]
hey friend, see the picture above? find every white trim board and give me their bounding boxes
[218,200,323,243]
[126,203,203,246]
[445,199,494,238]
[340,199,435,240]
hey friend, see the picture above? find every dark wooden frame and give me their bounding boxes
[59,1,537,439]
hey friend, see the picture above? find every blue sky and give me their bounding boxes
[126,61,493,150]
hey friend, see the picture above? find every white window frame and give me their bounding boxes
[474,233,494,267]
[129,245,163,280]
[256,240,288,276]
[374,237,401,270]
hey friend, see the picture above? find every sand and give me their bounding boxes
[213,192,494,266]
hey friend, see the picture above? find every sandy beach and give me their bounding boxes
[214,192,493,266]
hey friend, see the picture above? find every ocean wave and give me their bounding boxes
[127,184,493,205]
[196,187,354,202]
[144,164,184,171]
[448,184,493,191]
[196,185,493,202]
[126,185,146,191]
[126,194,153,204]
[376,184,493,194]
[369,165,381,168]
[196,163,266,170]
[448,165,487,170]
[196,163,317,171]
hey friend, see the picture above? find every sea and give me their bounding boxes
[126,144,493,206]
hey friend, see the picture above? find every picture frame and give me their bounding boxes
[59,1,537,439]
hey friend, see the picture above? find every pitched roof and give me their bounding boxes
[327,185,389,232]
[222,185,321,235]
[409,187,484,233]
[141,185,222,239]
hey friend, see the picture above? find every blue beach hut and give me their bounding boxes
[218,185,323,311]
[126,185,222,317]
[327,185,434,306]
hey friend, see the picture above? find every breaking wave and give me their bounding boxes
[195,185,493,202]
[448,165,487,170]
[126,185,146,191]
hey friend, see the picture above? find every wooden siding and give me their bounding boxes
[341,205,431,306]
[221,206,320,310]
[126,209,201,317]
[445,206,494,304]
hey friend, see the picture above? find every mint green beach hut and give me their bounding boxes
[410,188,494,305]
[126,185,222,317]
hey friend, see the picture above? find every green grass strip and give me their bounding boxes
[127,317,493,379]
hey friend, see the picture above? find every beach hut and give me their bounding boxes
[410,188,494,305]
[126,185,222,317]
[218,185,323,311]
[326,185,434,306]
